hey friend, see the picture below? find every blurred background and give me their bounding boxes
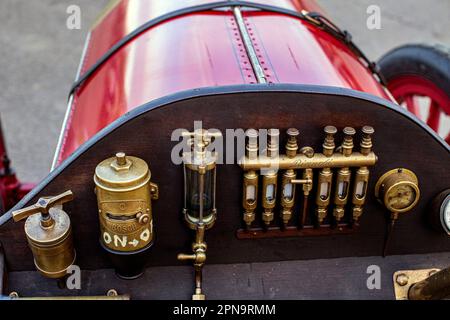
[0,0,449,183]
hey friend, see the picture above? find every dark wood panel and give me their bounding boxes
[6,252,450,299]
[0,86,449,272]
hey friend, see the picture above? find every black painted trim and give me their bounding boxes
[2,84,448,226]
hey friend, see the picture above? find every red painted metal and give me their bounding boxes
[387,75,450,143]
[55,0,392,165]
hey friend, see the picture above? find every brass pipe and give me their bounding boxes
[240,151,377,171]
[408,267,450,300]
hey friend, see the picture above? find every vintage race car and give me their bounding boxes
[0,0,449,300]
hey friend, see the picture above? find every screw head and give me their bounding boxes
[396,273,409,286]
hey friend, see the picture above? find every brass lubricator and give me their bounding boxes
[375,168,420,256]
[351,126,374,224]
[94,152,159,279]
[178,129,221,300]
[316,126,337,226]
[333,127,355,224]
[261,129,279,228]
[280,128,299,228]
[242,129,259,229]
[12,191,76,279]
[239,126,377,237]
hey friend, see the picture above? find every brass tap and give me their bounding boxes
[177,225,207,300]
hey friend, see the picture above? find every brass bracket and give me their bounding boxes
[393,268,440,300]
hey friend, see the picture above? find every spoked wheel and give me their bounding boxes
[379,44,450,144]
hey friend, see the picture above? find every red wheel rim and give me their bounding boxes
[387,75,450,144]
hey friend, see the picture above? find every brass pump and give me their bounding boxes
[12,190,76,279]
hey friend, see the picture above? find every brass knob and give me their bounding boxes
[361,126,374,155]
[12,190,74,225]
[286,128,299,158]
[323,126,337,157]
[342,127,356,156]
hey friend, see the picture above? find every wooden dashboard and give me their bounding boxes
[0,84,449,273]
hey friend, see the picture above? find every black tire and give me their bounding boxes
[378,44,450,98]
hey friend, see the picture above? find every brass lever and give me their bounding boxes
[12,190,74,224]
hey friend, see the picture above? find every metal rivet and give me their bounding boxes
[396,273,409,286]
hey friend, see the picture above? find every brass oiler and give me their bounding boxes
[12,191,76,279]
[178,129,221,300]
[94,152,158,279]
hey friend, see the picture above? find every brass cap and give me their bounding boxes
[94,153,150,192]
[25,208,71,247]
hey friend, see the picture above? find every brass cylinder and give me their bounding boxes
[24,208,75,279]
[333,167,351,222]
[352,166,370,222]
[280,169,296,226]
[316,168,333,225]
[262,172,277,227]
[243,170,258,228]
[94,153,158,279]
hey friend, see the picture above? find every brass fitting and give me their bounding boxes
[285,128,299,158]
[322,126,337,157]
[360,126,374,155]
[12,191,76,279]
[315,126,337,225]
[341,127,356,157]
[177,225,208,300]
[242,129,259,229]
[333,127,355,223]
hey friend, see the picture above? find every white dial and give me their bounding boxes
[442,195,450,235]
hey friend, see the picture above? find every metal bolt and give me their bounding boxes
[107,289,118,297]
[396,273,409,286]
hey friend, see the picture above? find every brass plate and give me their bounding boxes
[393,268,441,300]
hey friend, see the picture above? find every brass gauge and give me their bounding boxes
[375,168,420,214]
[375,168,420,256]
[429,189,450,235]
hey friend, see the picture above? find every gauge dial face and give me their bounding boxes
[385,183,418,212]
[441,195,450,234]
